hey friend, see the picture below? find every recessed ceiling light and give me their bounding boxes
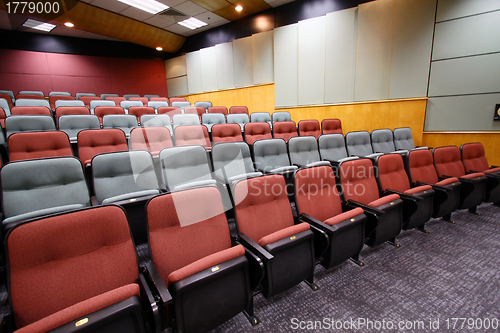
[156,46,163,51]
[64,22,74,28]
[22,19,56,32]
[235,5,243,11]
[116,0,168,14]
[178,17,208,30]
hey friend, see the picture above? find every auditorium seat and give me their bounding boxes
[0,93,14,109]
[148,101,169,112]
[18,90,44,97]
[229,106,249,115]
[59,115,101,143]
[433,146,488,213]
[272,111,291,123]
[130,127,173,156]
[15,94,45,101]
[102,114,139,138]
[295,165,366,268]
[0,107,6,128]
[0,90,15,103]
[298,120,321,139]
[233,174,316,298]
[49,95,75,110]
[6,115,56,138]
[15,98,51,109]
[171,101,191,111]
[272,121,298,143]
[144,94,159,100]
[158,106,182,120]
[48,91,71,96]
[7,205,153,332]
[244,122,272,146]
[11,106,51,116]
[55,99,85,108]
[100,93,119,100]
[288,136,331,168]
[250,112,272,128]
[202,113,225,132]
[141,114,173,133]
[144,186,254,332]
[106,96,126,105]
[75,92,96,99]
[129,97,149,105]
[0,98,11,116]
[174,125,211,149]
[209,106,229,117]
[321,119,343,135]
[172,114,200,128]
[128,106,155,124]
[124,94,141,100]
[8,131,73,162]
[227,113,249,131]
[79,96,101,108]
[212,124,244,143]
[371,129,400,154]
[338,158,403,247]
[94,106,126,125]
[253,138,298,174]
[345,131,383,159]
[393,127,428,151]
[169,97,187,103]
[184,106,206,120]
[121,100,144,114]
[213,142,262,184]
[318,133,356,163]
[194,101,212,112]
[150,97,169,102]
[55,106,91,123]
[90,100,115,114]
[77,128,128,166]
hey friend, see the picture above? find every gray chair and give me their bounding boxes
[226,114,249,131]
[253,138,298,174]
[90,100,115,114]
[55,100,85,108]
[250,112,272,128]
[288,136,331,168]
[19,90,44,96]
[100,93,119,100]
[318,133,358,163]
[76,93,97,99]
[58,115,101,143]
[144,94,160,100]
[0,98,11,116]
[172,114,200,129]
[171,101,191,111]
[212,142,262,183]
[120,100,143,114]
[123,94,141,100]
[0,90,15,102]
[371,129,400,154]
[141,114,173,132]
[159,145,215,192]
[1,157,90,225]
[6,115,56,138]
[49,91,72,96]
[201,113,225,132]
[194,101,212,113]
[15,99,50,109]
[272,111,291,123]
[147,101,169,112]
[345,131,384,158]
[393,127,428,151]
[102,114,138,138]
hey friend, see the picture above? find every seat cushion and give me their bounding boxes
[167,245,245,285]
[324,207,364,226]
[258,222,310,247]
[461,172,485,179]
[16,284,140,333]
[404,185,432,195]
[368,194,400,208]
[436,177,460,186]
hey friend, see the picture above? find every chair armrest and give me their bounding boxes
[90,196,99,206]
[158,184,170,193]
[383,189,422,201]
[293,163,306,169]
[142,262,172,306]
[235,241,264,291]
[414,181,448,192]
[492,165,499,168]
[299,213,336,233]
[214,174,227,185]
[299,218,329,260]
[346,199,385,215]
[324,159,340,167]
[238,233,274,261]
[139,272,163,333]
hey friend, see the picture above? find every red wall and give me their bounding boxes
[0,49,168,97]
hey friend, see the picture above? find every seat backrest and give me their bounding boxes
[150,97,169,102]
[184,106,206,119]
[0,90,15,102]
[273,121,298,143]
[49,95,75,110]
[55,100,85,108]
[295,166,343,221]
[338,158,379,205]
[100,93,119,100]
[318,133,348,161]
[8,131,72,162]
[201,113,225,131]
[1,157,90,219]
[371,129,396,153]
[345,131,374,157]
[173,113,200,128]
[0,98,11,116]
[233,175,294,243]
[102,114,139,137]
[6,115,56,138]
[393,127,416,150]
[0,94,13,109]
[130,127,173,155]
[49,92,72,97]
[141,114,172,131]
[15,94,45,101]
[433,146,466,178]
[158,107,182,120]
[90,100,115,114]
[120,100,144,112]
[159,145,213,189]
[15,98,50,109]
[250,112,271,123]
[212,142,255,181]
[55,106,91,124]
[229,106,249,115]
[123,94,141,100]
[461,142,490,173]
[321,119,342,135]
[376,153,410,192]
[253,138,292,171]
[272,111,291,123]
[407,149,439,184]
[144,94,159,100]
[105,96,126,105]
[128,106,155,123]
[208,106,228,116]
[169,97,187,103]
[19,90,44,96]
[75,92,96,99]
[244,122,272,145]
[298,120,321,139]
[77,129,128,165]
[59,115,101,141]
[11,106,51,116]
[148,101,169,111]
[7,205,138,329]
[92,150,159,204]
[171,101,191,110]
[174,125,211,148]
[94,106,126,120]
[288,136,322,165]
[194,101,212,112]
[227,113,249,128]
[211,124,244,143]
[79,96,101,108]
[129,97,149,105]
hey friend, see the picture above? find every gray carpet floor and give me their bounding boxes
[211,203,500,332]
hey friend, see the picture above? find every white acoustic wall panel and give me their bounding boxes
[186,51,203,94]
[298,16,326,105]
[252,31,274,85]
[200,46,218,92]
[324,8,357,104]
[165,55,187,79]
[274,24,298,107]
[215,42,235,90]
[436,0,500,22]
[233,36,254,88]
[167,76,189,97]
[354,0,395,102]
[389,0,436,99]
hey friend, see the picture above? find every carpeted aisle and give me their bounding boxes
[211,203,500,332]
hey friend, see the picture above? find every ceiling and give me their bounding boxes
[0,0,295,52]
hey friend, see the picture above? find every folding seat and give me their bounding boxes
[128,106,155,124]
[55,106,90,125]
[90,99,115,114]
[18,90,44,96]
[174,125,211,149]
[171,101,191,111]
[184,106,206,121]
[130,127,173,156]
[159,145,216,191]
[49,91,71,96]
[129,97,149,105]
[144,186,255,332]
[59,115,101,143]
[375,154,435,232]
[211,124,244,143]
[141,114,173,133]
[461,142,500,204]
[172,113,200,129]
[208,106,229,117]
[150,97,169,102]
[1,156,90,225]
[158,106,182,121]
[233,174,317,297]
[227,113,249,131]
[49,94,75,110]
[212,142,262,184]
[169,97,187,103]
[11,106,51,116]
[77,128,128,166]
[393,127,428,151]
[318,133,356,164]
[5,115,56,139]
[295,165,366,267]
[371,128,400,154]
[79,96,101,108]
[321,119,343,135]
[433,146,488,213]
[100,93,119,100]
[272,111,291,123]
[124,94,141,100]
[121,100,144,114]
[15,98,51,109]
[144,94,159,100]
[106,96,126,105]
[148,101,169,112]
[272,121,297,143]
[338,158,404,247]
[8,131,73,162]
[6,205,156,332]
[94,105,126,124]
[202,113,225,132]
[229,106,249,115]
[288,136,332,169]
[250,112,272,128]
[75,92,96,99]
[102,114,139,138]
[194,101,212,112]
[243,122,272,146]
[0,90,15,103]
[298,120,321,139]
[253,138,298,174]
[345,131,384,158]
[55,99,85,108]
[0,93,14,109]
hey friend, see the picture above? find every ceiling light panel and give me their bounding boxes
[23,19,56,32]
[116,0,169,14]
[178,17,207,30]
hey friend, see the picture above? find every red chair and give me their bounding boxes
[321,119,342,135]
[0,108,6,128]
[272,121,298,143]
[243,122,272,146]
[298,120,321,139]
[94,106,125,125]
[208,106,228,117]
[128,106,155,124]
[8,131,73,162]
[229,106,249,115]
[77,129,128,166]
[11,106,51,116]
[130,127,173,156]
[150,97,169,102]
[0,93,14,109]
[174,125,211,149]
[55,106,90,125]
[79,96,101,108]
[158,107,181,121]
[184,106,205,121]
[169,97,187,103]
[49,95,75,110]
[105,96,126,105]
[129,97,148,105]
[15,94,45,100]
[211,124,244,143]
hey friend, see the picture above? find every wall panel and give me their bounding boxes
[200,46,218,92]
[252,31,274,85]
[232,37,254,88]
[215,42,235,90]
[165,55,187,79]
[436,0,500,22]
[167,76,189,97]
[274,24,298,107]
[186,51,203,94]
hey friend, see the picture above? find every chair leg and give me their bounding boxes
[305,275,319,291]
[386,238,400,248]
[243,298,259,326]
[416,225,429,234]
[349,254,364,267]
[441,213,455,224]
[468,206,480,215]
